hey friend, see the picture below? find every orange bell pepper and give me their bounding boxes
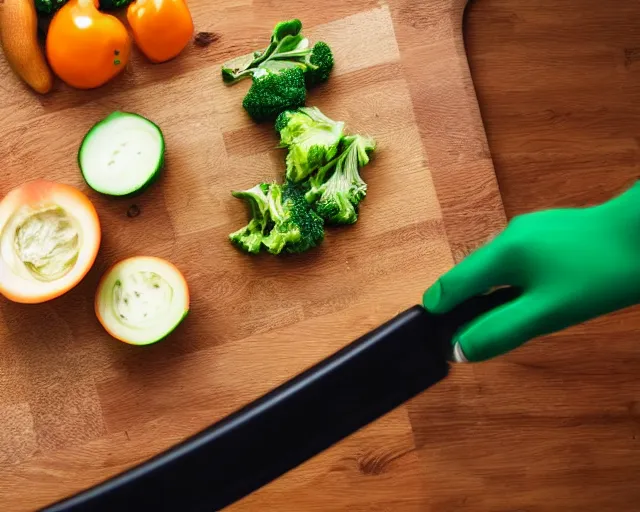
[127,0,194,64]
[46,0,131,89]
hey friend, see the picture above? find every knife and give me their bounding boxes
[43,287,520,512]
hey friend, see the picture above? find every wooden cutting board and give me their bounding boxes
[0,0,505,510]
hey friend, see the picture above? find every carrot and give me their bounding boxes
[0,0,54,94]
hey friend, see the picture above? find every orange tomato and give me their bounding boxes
[0,181,101,304]
[46,0,131,89]
[127,0,194,64]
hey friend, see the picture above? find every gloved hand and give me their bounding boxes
[423,181,640,362]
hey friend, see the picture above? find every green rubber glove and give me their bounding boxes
[423,181,640,362]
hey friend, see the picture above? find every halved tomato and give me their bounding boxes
[0,180,101,303]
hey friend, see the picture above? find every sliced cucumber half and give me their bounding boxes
[95,256,189,345]
[79,112,165,197]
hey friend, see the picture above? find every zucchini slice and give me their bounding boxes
[95,256,189,345]
[0,180,101,304]
[78,112,165,197]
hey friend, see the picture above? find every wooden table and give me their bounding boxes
[455,1,640,510]
[0,0,639,510]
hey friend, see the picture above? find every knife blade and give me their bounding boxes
[43,287,519,512]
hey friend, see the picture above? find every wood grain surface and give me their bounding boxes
[442,1,639,511]
[0,0,505,510]
[1,0,637,510]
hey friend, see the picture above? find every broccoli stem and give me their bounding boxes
[305,161,336,203]
[269,49,312,60]
[306,135,375,224]
[341,139,367,203]
[227,68,257,82]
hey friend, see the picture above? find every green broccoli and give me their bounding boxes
[229,184,271,254]
[222,19,333,85]
[304,42,334,87]
[263,182,324,254]
[276,109,317,146]
[275,107,345,183]
[242,68,307,123]
[260,39,334,88]
[222,19,334,122]
[229,182,324,255]
[310,135,376,225]
[35,0,132,14]
[281,182,325,253]
[222,20,304,81]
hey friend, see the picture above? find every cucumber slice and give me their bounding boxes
[79,112,165,197]
[95,256,189,345]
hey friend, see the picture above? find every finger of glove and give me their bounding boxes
[423,238,510,314]
[453,295,545,362]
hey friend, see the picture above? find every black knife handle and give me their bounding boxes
[43,287,519,512]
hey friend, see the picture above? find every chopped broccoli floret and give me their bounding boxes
[242,68,307,123]
[276,110,314,146]
[229,184,271,254]
[311,135,376,225]
[262,182,324,254]
[223,19,304,82]
[257,39,334,88]
[222,20,333,85]
[229,182,324,255]
[304,42,334,87]
[315,186,357,224]
[282,183,325,253]
[222,20,334,122]
[276,108,376,225]
[275,107,345,183]
[275,110,294,134]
